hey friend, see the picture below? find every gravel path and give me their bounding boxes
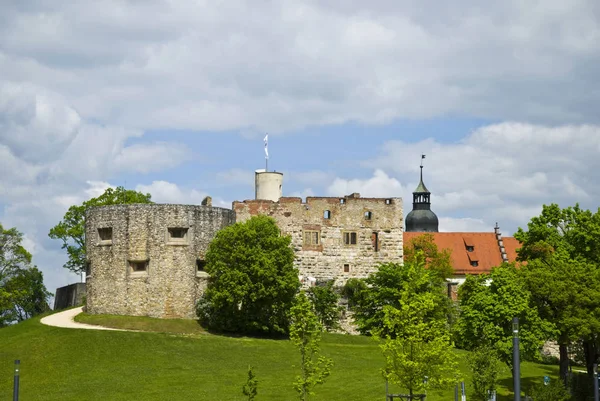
[40,307,126,331]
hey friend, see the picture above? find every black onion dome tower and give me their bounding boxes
[405,155,439,232]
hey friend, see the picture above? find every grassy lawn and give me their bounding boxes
[0,312,558,401]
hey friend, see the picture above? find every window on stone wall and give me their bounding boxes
[343,231,358,245]
[167,227,189,244]
[385,199,393,205]
[303,230,320,246]
[129,260,148,274]
[372,232,379,252]
[364,211,373,220]
[98,227,112,244]
[85,261,91,276]
[340,198,346,204]
[196,259,207,272]
[324,210,331,219]
[343,264,350,273]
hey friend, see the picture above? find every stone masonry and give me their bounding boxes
[85,204,235,318]
[233,193,403,286]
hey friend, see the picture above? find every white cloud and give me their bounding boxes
[326,169,404,198]
[136,180,231,208]
[1,1,599,133]
[364,122,600,233]
[439,217,493,233]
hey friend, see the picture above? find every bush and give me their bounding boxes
[341,278,367,309]
[469,346,502,401]
[528,379,572,401]
[307,281,342,331]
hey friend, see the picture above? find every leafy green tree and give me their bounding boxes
[1,224,51,326]
[0,223,32,281]
[49,186,152,274]
[307,281,342,331]
[515,203,600,382]
[376,258,459,399]
[456,263,553,375]
[242,366,258,401]
[468,345,502,401]
[3,267,51,322]
[352,253,451,337]
[289,291,333,401]
[197,216,300,335]
[404,233,454,283]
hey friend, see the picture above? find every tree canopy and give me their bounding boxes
[404,233,454,283]
[376,257,459,398]
[351,253,451,337]
[197,215,300,335]
[1,223,51,326]
[515,203,600,381]
[48,186,152,274]
[455,263,553,372]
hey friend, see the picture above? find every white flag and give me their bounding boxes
[264,134,269,159]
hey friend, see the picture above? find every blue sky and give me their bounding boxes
[1,0,600,294]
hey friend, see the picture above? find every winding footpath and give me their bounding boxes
[40,307,127,331]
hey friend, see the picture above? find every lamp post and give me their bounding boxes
[13,360,20,401]
[594,363,599,401]
[513,318,520,401]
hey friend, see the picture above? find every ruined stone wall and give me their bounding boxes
[233,194,403,285]
[85,204,235,319]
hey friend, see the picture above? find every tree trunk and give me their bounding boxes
[584,339,598,378]
[559,343,569,386]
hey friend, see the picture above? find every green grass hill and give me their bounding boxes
[0,312,558,400]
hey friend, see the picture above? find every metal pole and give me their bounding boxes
[594,364,599,401]
[13,360,20,401]
[513,317,521,401]
[455,384,459,401]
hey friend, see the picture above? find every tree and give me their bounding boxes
[404,233,454,283]
[0,223,32,282]
[49,186,152,274]
[515,203,600,382]
[241,366,258,401]
[468,345,502,401]
[289,291,333,401]
[352,254,451,337]
[1,224,51,326]
[307,281,342,331]
[197,216,300,335]
[456,263,553,375]
[376,258,459,399]
[3,267,51,322]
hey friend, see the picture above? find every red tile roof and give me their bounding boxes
[404,232,522,275]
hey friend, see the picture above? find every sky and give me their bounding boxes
[1,0,600,295]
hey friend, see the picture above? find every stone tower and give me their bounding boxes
[405,156,439,232]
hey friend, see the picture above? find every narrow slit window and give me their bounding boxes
[385,199,393,205]
[324,210,331,219]
[340,198,346,204]
[169,227,188,239]
[343,264,350,273]
[372,232,379,252]
[364,211,372,220]
[129,260,148,273]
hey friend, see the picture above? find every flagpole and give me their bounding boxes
[264,133,269,172]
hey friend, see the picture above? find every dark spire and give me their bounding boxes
[405,154,439,232]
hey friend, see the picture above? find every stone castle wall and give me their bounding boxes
[85,204,235,319]
[233,194,403,285]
